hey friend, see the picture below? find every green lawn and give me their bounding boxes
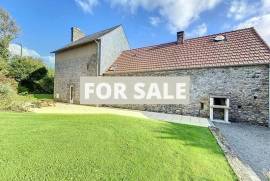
[16,94,53,102]
[31,94,53,100]
[0,112,236,180]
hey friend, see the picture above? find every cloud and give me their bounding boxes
[262,0,270,12]
[8,43,55,67]
[186,23,208,38]
[75,0,99,14]
[9,43,40,58]
[227,0,257,20]
[74,0,221,32]
[236,14,270,44]
[234,0,270,45]
[149,16,161,26]
[109,0,221,33]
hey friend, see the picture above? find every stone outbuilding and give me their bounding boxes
[53,26,270,126]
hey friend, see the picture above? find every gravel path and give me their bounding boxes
[215,122,270,180]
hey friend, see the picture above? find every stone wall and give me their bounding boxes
[106,65,269,125]
[71,27,85,42]
[54,26,130,103]
[54,42,97,104]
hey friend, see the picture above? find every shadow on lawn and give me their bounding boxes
[155,122,223,155]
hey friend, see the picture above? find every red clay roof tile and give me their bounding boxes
[105,28,270,74]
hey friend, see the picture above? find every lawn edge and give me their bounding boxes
[209,126,261,181]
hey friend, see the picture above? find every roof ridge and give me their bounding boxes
[122,27,255,53]
[185,27,254,41]
[122,42,177,53]
[72,24,121,43]
[52,24,122,53]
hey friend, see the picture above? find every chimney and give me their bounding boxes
[71,27,85,42]
[177,31,184,44]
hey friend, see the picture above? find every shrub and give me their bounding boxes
[8,56,44,82]
[19,67,48,93]
[17,85,29,94]
[8,56,54,94]
[38,68,54,94]
[0,83,21,111]
[0,74,17,90]
[0,57,9,75]
[0,83,33,112]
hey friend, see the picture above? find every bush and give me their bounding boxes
[0,81,55,112]
[8,56,54,94]
[17,85,29,94]
[0,83,14,95]
[0,74,17,90]
[0,83,24,111]
[38,68,54,94]
[0,57,9,75]
[0,83,38,112]
[19,67,48,93]
[8,56,44,82]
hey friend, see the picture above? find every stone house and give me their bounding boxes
[52,25,129,103]
[53,25,270,126]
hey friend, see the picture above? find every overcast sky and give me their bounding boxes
[1,0,270,67]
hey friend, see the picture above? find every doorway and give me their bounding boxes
[70,85,74,104]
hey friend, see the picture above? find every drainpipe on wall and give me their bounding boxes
[95,39,101,107]
[95,39,101,76]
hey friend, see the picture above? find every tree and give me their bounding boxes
[38,68,54,93]
[19,67,48,93]
[0,7,19,60]
[8,56,45,82]
[8,56,54,94]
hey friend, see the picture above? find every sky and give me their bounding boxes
[1,0,270,67]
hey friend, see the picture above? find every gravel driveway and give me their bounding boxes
[214,122,270,180]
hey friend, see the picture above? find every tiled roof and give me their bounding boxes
[105,27,270,74]
[52,25,121,53]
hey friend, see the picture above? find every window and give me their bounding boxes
[200,102,205,110]
[214,98,226,106]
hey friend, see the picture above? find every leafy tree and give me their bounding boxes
[0,7,19,60]
[0,7,54,95]
[8,56,55,94]
[8,56,44,82]
[19,67,48,93]
[38,68,54,93]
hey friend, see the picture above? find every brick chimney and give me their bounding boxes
[177,31,184,44]
[71,27,85,42]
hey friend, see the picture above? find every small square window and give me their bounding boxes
[200,102,205,110]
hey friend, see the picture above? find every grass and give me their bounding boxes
[15,94,53,102]
[0,112,236,180]
[31,94,53,100]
